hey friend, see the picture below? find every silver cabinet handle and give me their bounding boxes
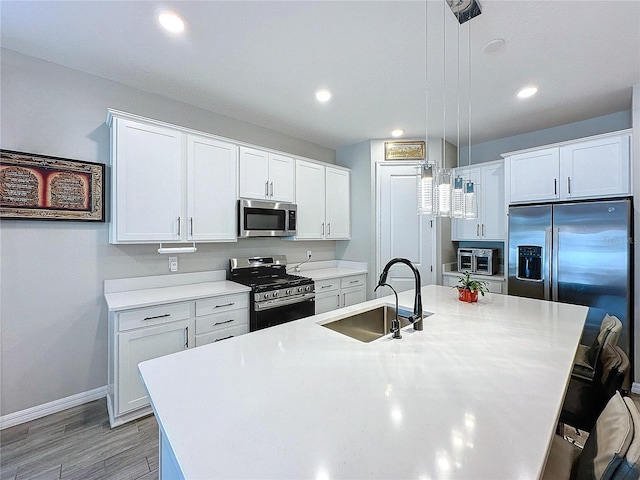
[213,318,234,326]
[320,284,335,289]
[143,313,171,321]
[214,335,234,342]
[342,293,346,306]
[568,177,571,195]
[177,216,181,236]
[349,280,359,284]
[327,223,331,236]
[482,224,485,236]
[265,181,269,197]
[321,223,325,235]
[214,302,235,309]
[554,178,557,196]
[185,326,189,349]
[476,224,480,237]
[270,182,274,197]
[190,217,194,236]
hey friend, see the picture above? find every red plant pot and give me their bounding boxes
[458,288,478,303]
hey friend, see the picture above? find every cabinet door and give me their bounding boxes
[187,135,238,241]
[295,160,326,239]
[451,166,481,240]
[341,286,366,308]
[112,118,184,242]
[268,154,295,202]
[325,167,351,239]
[315,291,341,314]
[117,320,188,415]
[239,147,269,200]
[480,162,506,240]
[508,148,559,203]
[559,134,630,199]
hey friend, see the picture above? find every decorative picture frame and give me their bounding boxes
[384,141,426,160]
[0,149,105,221]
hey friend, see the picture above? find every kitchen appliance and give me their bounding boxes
[237,199,297,238]
[228,255,315,331]
[457,248,499,275]
[508,198,633,357]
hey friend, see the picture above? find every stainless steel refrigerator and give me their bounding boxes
[508,199,633,357]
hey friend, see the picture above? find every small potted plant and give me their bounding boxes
[454,271,489,303]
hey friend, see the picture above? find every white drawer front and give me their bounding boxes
[118,302,191,332]
[195,309,248,335]
[194,324,249,347]
[340,275,365,289]
[195,294,248,317]
[315,278,340,293]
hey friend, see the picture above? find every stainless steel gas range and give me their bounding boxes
[227,256,315,331]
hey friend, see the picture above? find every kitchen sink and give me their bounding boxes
[320,305,432,343]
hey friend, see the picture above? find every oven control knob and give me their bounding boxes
[263,293,270,299]
[305,285,312,292]
[273,291,279,298]
[286,289,292,295]
[298,286,304,293]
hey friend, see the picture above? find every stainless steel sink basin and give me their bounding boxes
[320,305,431,343]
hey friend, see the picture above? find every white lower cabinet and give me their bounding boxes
[117,320,189,415]
[108,293,248,427]
[315,274,366,314]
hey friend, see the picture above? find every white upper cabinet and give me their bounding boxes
[239,147,294,202]
[108,111,238,244]
[186,135,238,241]
[559,134,630,199]
[294,160,350,240]
[451,160,505,241]
[295,160,326,239]
[110,116,184,243]
[325,167,351,239]
[505,131,631,204]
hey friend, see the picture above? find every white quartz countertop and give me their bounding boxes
[104,280,250,311]
[139,285,587,480]
[303,266,368,281]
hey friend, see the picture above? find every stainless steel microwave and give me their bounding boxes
[238,199,297,238]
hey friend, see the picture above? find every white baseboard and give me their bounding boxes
[632,382,640,395]
[0,386,107,430]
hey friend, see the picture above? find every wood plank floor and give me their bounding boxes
[0,399,158,480]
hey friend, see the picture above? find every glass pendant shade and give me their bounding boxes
[435,168,452,217]
[463,180,477,219]
[417,163,434,215]
[451,176,465,218]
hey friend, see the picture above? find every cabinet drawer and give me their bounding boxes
[315,278,340,293]
[340,275,365,289]
[195,294,248,317]
[195,309,248,335]
[118,302,191,332]
[194,324,249,347]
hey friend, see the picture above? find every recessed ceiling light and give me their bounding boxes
[157,10,185,34]
[315,89,332,102]
[517,85,538,99]
[391,129,404,138]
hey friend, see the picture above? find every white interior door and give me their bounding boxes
[377,163,434,295]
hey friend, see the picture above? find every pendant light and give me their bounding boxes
[461,6,478,220]
[417,162,435,215]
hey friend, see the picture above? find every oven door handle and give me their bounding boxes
[254,293,316,311]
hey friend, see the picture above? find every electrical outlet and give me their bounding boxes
[169,256,178,272]
[306,250,312,259]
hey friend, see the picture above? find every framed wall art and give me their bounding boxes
[384,141,426,160]
[0,149,105,221]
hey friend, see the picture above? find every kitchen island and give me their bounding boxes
[139,285,588,479]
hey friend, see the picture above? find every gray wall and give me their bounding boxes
[0,49,337,417]
[459,110,632,165]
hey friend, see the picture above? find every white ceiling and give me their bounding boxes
[1,1,639,151]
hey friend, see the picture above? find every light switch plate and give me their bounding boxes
[169,256,178,272]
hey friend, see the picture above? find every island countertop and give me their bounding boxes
[139,285,588,480]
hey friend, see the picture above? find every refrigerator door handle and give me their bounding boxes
[551,227,559,301]
[544,227,551,300]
